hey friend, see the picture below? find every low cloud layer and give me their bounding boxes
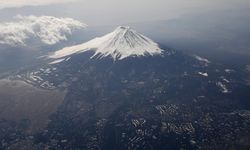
[0,15,87,46]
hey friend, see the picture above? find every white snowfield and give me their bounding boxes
[49,26,163,61]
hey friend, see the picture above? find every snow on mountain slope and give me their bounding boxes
[49,26,163,61]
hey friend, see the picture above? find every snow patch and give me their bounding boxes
[220,76,230,83]
[225,69,235,73]
[49,58,65,64]
[216,82,230,93]
[65,57,71,61]
[198,72,208,77]
[194,55,210,63]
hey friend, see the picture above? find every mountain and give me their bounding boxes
[3,27,250,150]
[49,26,164,61]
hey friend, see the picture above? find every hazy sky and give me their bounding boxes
[0,0,78,9]
[0,0,249,25]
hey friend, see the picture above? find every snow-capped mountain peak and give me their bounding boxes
[49,26,163,60]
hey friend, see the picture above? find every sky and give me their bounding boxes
[0,0,250,71]
[0,0,249,56]
[0,0,249,25]
[0,0,78,9]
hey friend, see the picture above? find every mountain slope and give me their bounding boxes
[4,26,250,150]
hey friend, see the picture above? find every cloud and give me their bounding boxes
[0,0,79,9]
[0,15,87,46]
